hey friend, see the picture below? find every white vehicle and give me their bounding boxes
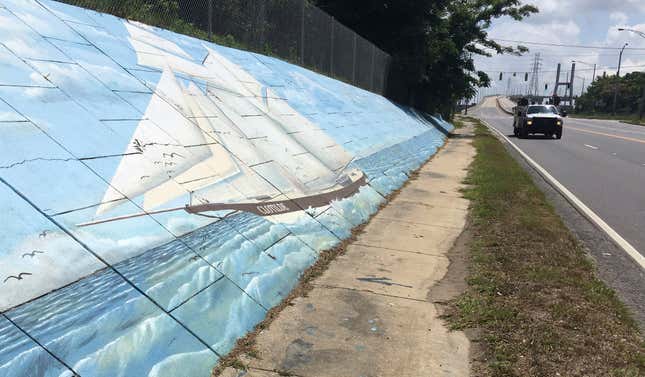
[513,103,566,139]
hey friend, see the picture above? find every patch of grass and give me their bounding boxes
[228,359,247,371]
[570,113,645,126]
[452,118,466,129]
[446,117,645,376]
[211,149,447,376]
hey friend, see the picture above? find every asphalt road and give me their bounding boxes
[471,97,645,259]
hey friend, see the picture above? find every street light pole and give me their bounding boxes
[612,42,629,115]
[618,27,645,39]
[618,28,645,120]
[617,42,628,77]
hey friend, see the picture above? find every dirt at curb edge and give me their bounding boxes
[211,135,452,377]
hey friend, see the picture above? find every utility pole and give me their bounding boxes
[613,42,629,115]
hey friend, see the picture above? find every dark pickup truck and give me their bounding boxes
[513,103,566,139]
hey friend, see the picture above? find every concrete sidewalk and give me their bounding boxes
[222,125,476,377]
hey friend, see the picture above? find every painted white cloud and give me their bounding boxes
[0,231,103,311]
[0,225,175,311]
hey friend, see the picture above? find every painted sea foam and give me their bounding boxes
[0,1,451,375]
[0,135,443,377]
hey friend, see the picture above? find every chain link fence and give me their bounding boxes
[56,0,391,95]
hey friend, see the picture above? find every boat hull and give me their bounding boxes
[185,172,368,216]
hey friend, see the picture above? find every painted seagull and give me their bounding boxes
[22,250,45,258]
[132,139,144,153]
[163,152,183,159]
[4,272,32,283]
[38,230,50,238]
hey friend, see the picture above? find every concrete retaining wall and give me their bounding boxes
[496,96,516,115]
[0,1,451,375]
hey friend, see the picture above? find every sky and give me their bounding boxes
[474,0,645,99]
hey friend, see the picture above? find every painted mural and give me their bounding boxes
[0,0,453,376]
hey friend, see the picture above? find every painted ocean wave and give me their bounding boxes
[0,133,445,376]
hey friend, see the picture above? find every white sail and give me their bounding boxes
[96,69,211,215]
[96,22,359,217]
[203,47,353,174]
[142,83,244,210]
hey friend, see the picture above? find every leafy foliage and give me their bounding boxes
[575,72,645,114]
[314,0,537,115]
[65,0,538,115]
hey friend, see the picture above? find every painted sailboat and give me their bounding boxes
[80,32,366,227]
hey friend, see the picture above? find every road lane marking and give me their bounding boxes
[584,144,598,150]
[478,118,645,270]
[567,126,645,144]
[570,120,645,137]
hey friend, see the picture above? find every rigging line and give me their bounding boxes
[29,1,283,317]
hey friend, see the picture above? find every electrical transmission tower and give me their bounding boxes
[528,53,541,97]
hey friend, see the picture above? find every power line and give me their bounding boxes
[477,64,645,74]
[490,38,645,51]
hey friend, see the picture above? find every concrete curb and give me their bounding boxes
[477,115,645,270]
[495,97,514,115]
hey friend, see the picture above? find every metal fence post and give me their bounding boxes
[207,0,213,41]
[383,56,391,95]
[352,34,357,84]
[330,17,335,77]
[258,0,266,52]
[370,45,376,92]
[300,0,305,65]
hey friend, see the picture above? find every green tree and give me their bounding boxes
[314,0,538,115]
[576,72,645,114]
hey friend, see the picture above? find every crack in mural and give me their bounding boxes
[0,0,453,375]
[0,157,77,169]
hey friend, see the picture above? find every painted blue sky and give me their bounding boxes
[475,0,645,97]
